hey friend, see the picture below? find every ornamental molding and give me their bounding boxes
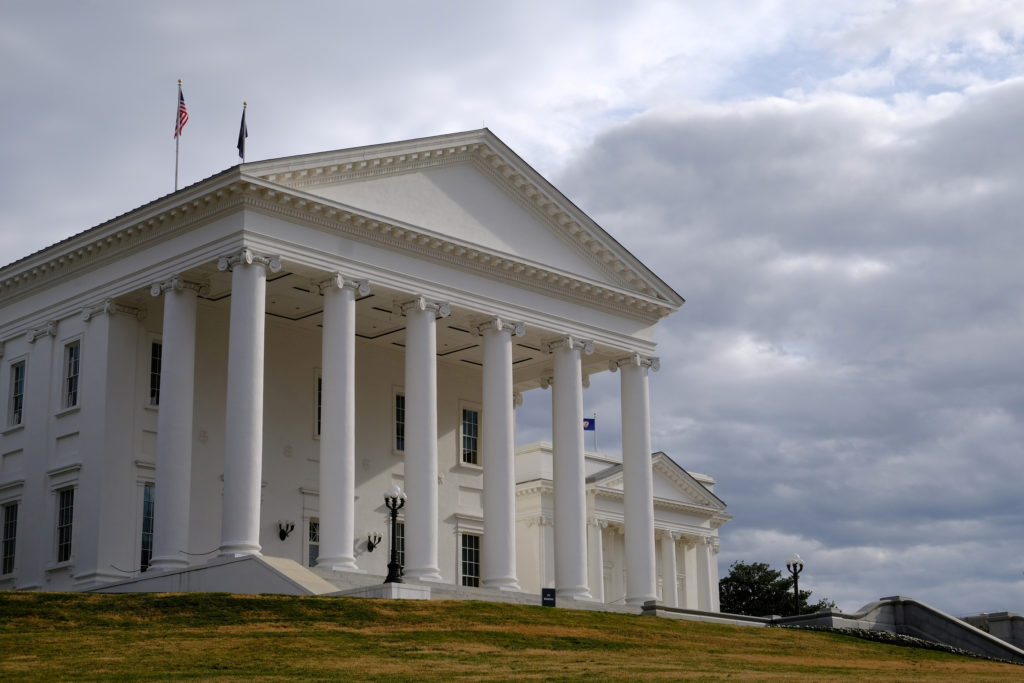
[513,392,523,407]
[82,300,145,322]
[27,321,57,343]
[609,352,661,373]
[543,335,594,355]
[314,272,370,296]
[250,133,680,308]
[149,276,206,299]
[217,249,282,273]
[475,316,525,337]
[399,296,450,318]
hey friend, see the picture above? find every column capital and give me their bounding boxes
[538,374,553,390]
[400,296,450,318]
[315,272,370,296]
[150,276,205,298]
[543,335,594,355]
[609,352,660,373]
[217,248,282,273]
[513,391,523,407]
[475,316,525,337]
[83,299,146,322]
[27,321,57,343]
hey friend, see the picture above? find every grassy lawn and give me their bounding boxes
[0,592,1018,681]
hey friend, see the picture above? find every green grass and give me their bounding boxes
[0,592,1018,681]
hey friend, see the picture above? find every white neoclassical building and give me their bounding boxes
[0,129,726,607]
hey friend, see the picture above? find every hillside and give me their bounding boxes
[0,592,1017,681]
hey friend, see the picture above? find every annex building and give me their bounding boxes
[0,129,727,609]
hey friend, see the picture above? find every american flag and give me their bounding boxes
[174,85,189,138]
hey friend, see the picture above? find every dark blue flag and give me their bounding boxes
[582,418,595,431]
[237,103,248,160]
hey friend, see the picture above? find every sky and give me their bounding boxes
[2,1,1023,616]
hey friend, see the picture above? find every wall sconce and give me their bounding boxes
[367,532,383,552]
[278,521,295,541]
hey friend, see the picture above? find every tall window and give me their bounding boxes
[149,342,162,406]
[63,341,80,409]
[8,361,25,426]
[139,483,155,572]
[394,393,405,451]
[461,408,479,465]
[2,502,16,575]
[56,488,74,563]
[460,533,480,587]
[308,518,319,567]
[394,521,405,568]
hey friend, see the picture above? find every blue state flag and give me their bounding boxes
[582,418,595,431]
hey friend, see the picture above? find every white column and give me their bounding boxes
[613,352,659,605]
[696,535,717,611]
[316,274,369,572]
[660,531,679,607]
[149,277,200,571]
[401,296,449,581]
[708,537,721,611]
[546,335,593,600]
[682,538,699,609]
[587,518,606,603]
[218,249,280,557]
[478,317,524,591]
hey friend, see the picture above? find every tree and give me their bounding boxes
[719,561,836,617]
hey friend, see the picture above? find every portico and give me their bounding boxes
[0,130,721,605]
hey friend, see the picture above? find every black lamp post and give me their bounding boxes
[383,485,406,584]
[786,553,804,616]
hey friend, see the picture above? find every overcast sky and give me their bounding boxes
[3,1,1022,616]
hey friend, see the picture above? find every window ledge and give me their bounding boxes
[45,560,73,573]
[54,405,80,418]
[143,403,159,412]
[1,423,24,436]
[455,461,483,472]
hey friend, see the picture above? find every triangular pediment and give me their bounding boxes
[245,130,683,308]
[588,452,726,512]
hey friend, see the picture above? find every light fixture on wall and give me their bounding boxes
[278,521,295,541]
[367,532,382,552]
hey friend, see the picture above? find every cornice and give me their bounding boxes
[1,135,680,322]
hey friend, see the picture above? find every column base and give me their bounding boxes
[482,578,522,592]
[218,542,262,558]
[147,556,189,572]
[625,594,659,606]
[556,586,593,601]
[316,557,365,573]
[404,568,444,583]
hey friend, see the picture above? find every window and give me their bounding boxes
[63,341,80,409]
[149,342,162,406]
[461,408,479,465]
[139,483,154,572]
[394,521,405,568]
[308,518,319,567]
[8,361,25,426]
[2,502,16,575]
[460,533,480,587]
[394,393,405,451]
[56,488,74,563]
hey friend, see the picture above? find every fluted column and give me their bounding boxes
[613,352,659,605]
[660,531,679,607]
[587,518,606,602]
[401,296,449,581]
[478,317,524,591]
[316,273,369,572]
[696,535,718,611]
[149,277,201,571]
[546,335,593,600]
[218,249,280,557]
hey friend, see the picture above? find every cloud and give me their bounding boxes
[555,81,1024,615]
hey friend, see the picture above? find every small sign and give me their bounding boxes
[541,588,556,607]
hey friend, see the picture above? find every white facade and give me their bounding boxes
[0,130,726,606]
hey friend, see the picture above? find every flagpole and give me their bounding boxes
[592,411,598,452]
[242,102,247,163]
[175,79,182,192]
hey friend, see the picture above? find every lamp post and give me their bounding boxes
[383,485,407,584]
[786,553,804,616]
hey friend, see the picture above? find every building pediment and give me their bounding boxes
[587,452,729,519]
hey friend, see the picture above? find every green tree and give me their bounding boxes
[718,561,836,617]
